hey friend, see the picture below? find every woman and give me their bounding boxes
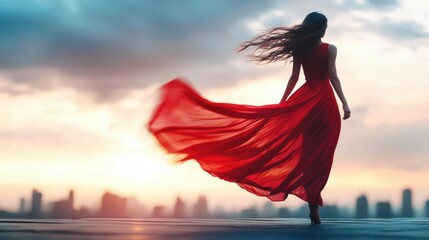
[148,12,350,224]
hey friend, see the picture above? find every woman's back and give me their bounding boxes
[301,43,330,83]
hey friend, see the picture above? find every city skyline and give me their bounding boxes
[2,187,429,219]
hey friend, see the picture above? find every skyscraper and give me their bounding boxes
[401,188,413,217]
[172,196,186,218]
[425,200,429,218]
[68,190,74,211]
[355,194,369,218]
[19,198,26,215]
[29,189,42,218]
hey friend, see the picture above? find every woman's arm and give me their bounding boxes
[328,44,351,120]
[280,57,301,103]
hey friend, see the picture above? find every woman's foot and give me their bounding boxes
[308,203,321,224]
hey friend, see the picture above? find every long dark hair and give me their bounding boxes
[237,12,328,63]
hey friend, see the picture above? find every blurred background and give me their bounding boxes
[1,0,429,219]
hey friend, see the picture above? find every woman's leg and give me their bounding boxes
[308,202,321,224]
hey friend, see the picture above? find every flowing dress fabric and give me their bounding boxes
[148,43,341,206]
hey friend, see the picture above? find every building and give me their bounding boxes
[355,194,369,218]
[152,206,166,218]
[100,192,127,218]
[29,189,42,218]
[401,188,413,217]
[126,197,148,218]
[240,206,259,218]
[262,201,277,218]
[192,195,209,218]
[320,204,339,218]
[375,201,393,218]
[425,200,429,218]
[172,196,186,218]
[277,207,291,218]
[19,198,26,216]
[52,190,75,218]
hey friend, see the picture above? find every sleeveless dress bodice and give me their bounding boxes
[302,43,330,83]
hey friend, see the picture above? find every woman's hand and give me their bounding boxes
[342,104,351,120]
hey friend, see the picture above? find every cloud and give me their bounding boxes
[366,0,399,10]
[0,0,277,100]
[371,18,429,40]
[338,118,429,170]
[0,0,425,102]
[0,124,111,159]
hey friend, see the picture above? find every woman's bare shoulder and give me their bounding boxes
[328,44,337,53]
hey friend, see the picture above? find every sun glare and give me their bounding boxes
[115,153,165,181]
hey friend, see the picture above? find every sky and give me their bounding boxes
[1,0,429,214]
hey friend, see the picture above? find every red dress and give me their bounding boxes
[148,43,341,206]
